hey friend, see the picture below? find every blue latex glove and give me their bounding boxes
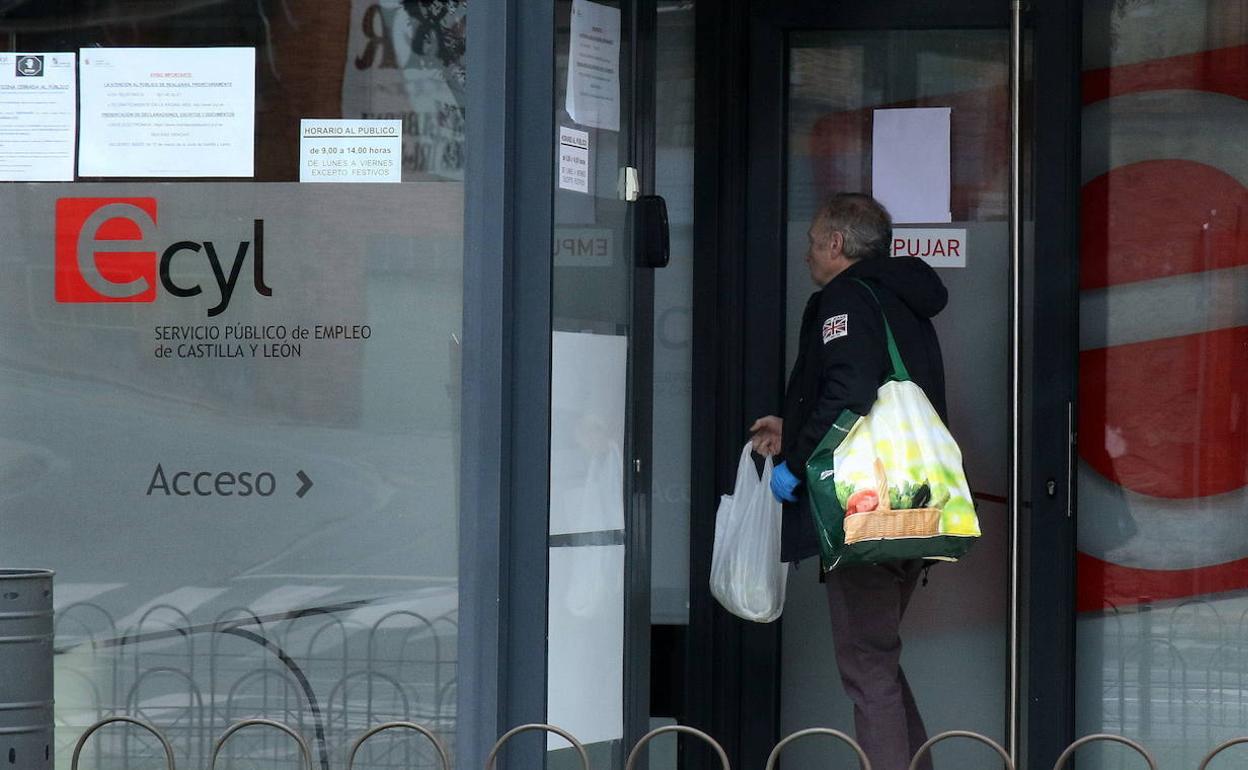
[770,461,800,503]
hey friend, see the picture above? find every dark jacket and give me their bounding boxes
[779,256,949,563]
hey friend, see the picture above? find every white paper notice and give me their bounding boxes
[565,0,621,131]
[871,107,952,224]
[546,544,624,748]
[79,48,255,177]
[0,53,76,181]
[299,119,402,183]
[558,127,591,193]
[549,331,627,536]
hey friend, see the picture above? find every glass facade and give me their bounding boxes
[1076,0,1248,766]
[2,1,1245,768]
[0,3,465,770]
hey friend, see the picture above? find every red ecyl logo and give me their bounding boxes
[54,197,271,317]
[55,198,158,304]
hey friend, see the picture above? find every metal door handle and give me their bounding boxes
[1007,0,1024,763]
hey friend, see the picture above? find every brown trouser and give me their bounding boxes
[824,560,933,770]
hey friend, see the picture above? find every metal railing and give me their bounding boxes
[1081,597,1248,769]
[625,726,728,770]
[909,731,1013,770]
[68,714,1248,770]
[1053,735,1156,770]
[54,600,459,770]
[54,595,1248,770]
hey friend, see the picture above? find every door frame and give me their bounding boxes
[459,1,555,769]
[628,0,659,762]
[688,1,1082,769]
[549,0,660,765]
[462,0,660,766]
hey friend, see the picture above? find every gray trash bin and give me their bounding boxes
[0,569,54,770]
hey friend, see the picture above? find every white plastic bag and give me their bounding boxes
[710,443,788,622]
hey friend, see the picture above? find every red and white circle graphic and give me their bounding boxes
[1077,44,1248,611]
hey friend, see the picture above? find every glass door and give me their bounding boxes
[714,1,1080,767]
[749,6,1029,766]
[548,1,653,768]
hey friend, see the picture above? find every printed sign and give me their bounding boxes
[78,48,256,177]
[558,127,591,194]
[299,119,402,183]
[892,228,967,268]
[0,182,460,628]
[53,197,269,317]
[0,52,76,181]
[565,0,621,131]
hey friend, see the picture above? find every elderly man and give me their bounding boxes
[751,193,949,770]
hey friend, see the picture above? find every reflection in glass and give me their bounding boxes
[1076,2,1248,767]
[780,29,1011,770]
[0,4,466,770]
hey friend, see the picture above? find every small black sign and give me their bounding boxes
[16,55,43,77]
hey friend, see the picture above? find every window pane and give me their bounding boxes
[1077,1,1248,767]
[651,0,695,626]
[0,4,466,770]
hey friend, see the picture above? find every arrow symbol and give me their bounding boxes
[295,470,313,498]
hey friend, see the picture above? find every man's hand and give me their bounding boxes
[770,461,800,503]
[750,415,783,456]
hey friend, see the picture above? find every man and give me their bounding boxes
[750,193,948,770]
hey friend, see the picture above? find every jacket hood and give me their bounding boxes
[841,256,948,318]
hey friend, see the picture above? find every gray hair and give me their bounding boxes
[811,193,893,261]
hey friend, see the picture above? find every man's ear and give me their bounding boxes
[828,230,845,256]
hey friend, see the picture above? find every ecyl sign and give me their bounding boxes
[55,197,272,317]
[892,228,966,269]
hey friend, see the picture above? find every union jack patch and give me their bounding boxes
[822,314,848,343]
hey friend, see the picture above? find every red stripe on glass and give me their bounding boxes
[1082,43,1248,105]
[1079,325,1248,499]
[1081,159,1248,291]
[1077,551,1248,612]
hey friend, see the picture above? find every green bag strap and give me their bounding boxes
[850,278,911,382]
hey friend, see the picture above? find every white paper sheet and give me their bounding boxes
[299,119,402,183]
[549,331,628,535]
[0,53,76,181]
[558,126,591,193]
[871,107,952,224]
[546,544,625,749]
[565,0,621,131]
[79,48,255,177]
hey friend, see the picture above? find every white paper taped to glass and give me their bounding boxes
[565,0,622,131]
[871,107,952,225]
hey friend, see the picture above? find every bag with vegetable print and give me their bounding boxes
[805,280,980,571]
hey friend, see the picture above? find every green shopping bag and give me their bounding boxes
[805,280,980,571]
